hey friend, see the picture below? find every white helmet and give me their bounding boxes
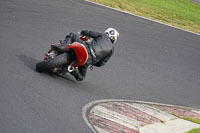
[105,28,119,44]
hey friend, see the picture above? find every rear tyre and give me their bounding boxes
[36,53,69,73]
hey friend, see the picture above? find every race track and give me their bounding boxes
[0,0,200,133]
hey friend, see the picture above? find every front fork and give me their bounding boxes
[44,48,57,60]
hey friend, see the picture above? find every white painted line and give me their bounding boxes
[125,103,176,122]
[85,0,200,36]
[91,105,143,130]
[192,110,200,115]
[82,102,98,133]
[140,118,200,133]
[93,126,110,133]
[83,99,200,111]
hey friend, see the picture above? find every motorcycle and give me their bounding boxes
[36,35,92,75]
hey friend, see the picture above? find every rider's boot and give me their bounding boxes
[70,69,84,81]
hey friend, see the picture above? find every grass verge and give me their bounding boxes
[182,117,200,125]
[182,117,200,133]
[186,128,200,133]
[90,0,200,34]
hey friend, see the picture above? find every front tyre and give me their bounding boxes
[36,53,69,72]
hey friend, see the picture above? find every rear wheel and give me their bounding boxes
[36,53,69,72]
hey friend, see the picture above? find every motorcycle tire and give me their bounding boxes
[36,53,69,72]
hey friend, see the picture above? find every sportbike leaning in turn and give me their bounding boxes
[36,28,119,81]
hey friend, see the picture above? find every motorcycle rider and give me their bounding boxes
[52,28,119,81]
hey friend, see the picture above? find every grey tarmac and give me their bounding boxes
[0,0,200,133]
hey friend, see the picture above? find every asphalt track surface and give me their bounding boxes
[192,0,200,3]
[0,0,200,133]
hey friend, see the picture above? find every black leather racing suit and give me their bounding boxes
[56,30,114,81]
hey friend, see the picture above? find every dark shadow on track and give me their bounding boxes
[17,54,76,83]
[48,72,76,83]
[17,54,39,71]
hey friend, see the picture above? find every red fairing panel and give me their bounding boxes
[66,42,88,67]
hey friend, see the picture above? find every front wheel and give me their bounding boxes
[36,53,69,72]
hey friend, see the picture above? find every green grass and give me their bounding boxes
[181,117,200,133]
[182,117,200,124]
[186,128,200,133]
[90,0,200,34]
